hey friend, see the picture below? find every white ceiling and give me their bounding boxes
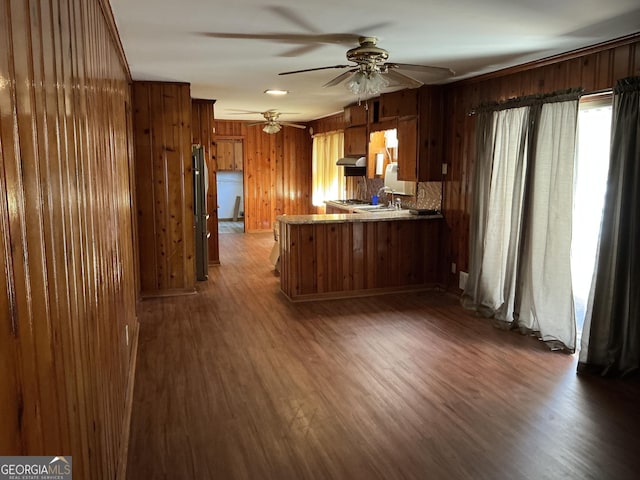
[110,0,640,122]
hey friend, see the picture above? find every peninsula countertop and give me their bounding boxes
[277,201,443,225]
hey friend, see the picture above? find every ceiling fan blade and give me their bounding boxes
[323,69,358,88]
[279,65,351,75]
[245,121,266,127]
[280,122,307,129]
[267,6,320,33]
[387,63,455,77]
[278,44,324,57]
[383,69,424,88]
[227,109,266,115]
[348,22,392,34]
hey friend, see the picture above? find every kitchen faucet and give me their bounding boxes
[377,186,395,207]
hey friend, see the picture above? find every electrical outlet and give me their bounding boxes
[459,271,469,291]
[442,163,448,175]
[451,262,456,274]
[125,324,129,346]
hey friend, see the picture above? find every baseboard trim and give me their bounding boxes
[116,320,140,480]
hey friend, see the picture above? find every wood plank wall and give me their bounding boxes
[191,99,220,264]
[0,0,138,478]
[213,120,313,231]
[132,81,196,295]
[309,112,345,134]
[442,34,640,290]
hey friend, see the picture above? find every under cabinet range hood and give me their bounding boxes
[336,156,366,167]
[336,156,366,176]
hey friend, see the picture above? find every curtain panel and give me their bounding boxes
[579,77,640,376]
[516,101,578,350]
[463,92,580,352]
[312,131,344,207]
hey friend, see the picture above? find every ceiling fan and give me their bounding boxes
[279,36,455,95]
[242,110,307,134]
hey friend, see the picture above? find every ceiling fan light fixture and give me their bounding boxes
[263,123,281,134]
[346,69,389,96]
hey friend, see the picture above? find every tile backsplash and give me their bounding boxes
[350,177,442,211]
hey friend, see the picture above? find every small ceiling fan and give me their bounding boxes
[279,36,455,95]
[241,110,306,134]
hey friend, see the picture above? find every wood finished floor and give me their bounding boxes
[127,232,640,480]
[218,220,245,234]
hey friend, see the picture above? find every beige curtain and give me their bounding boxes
[463,93,580,353]
[517,100,579,351]
[312,131,344,206]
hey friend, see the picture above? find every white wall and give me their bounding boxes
[217,171,244,219]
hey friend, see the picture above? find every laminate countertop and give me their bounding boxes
[277,201,443,225]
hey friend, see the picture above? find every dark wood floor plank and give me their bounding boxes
[127,232,640,480]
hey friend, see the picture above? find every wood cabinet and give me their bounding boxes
[342,86,444,181]
[397,116,418,181]
[344,103,368,126]
[344,103,369,157]
[216,138,243,171]
[380,89,418,119]
[344,125,368,156]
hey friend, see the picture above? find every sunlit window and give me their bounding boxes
[312,131,345,206]
[572,93,612,339]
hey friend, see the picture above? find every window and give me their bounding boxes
[311,131,344,207]
[571,93,613,337]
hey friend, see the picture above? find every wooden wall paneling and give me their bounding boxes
[0,0,139,478]
[213,119,313,232]
[59,0,95,472]
[279,126,312,216]
[7,0,64,455]
[191,99,219,264]
[0,0,23,456]
[132,81,195,295]
[275,133,285,219]
[132,85,157,291]
[309,112,345,134]
[442,34,640,291]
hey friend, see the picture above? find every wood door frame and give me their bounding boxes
[215,137,245,232]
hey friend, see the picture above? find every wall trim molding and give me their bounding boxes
[453,32,640,86]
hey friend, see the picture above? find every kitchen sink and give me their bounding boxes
[353,205,406,213]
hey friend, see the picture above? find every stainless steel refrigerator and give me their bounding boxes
[193,145,208,281]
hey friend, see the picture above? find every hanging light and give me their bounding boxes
[346,66,389,96]
[263,122,281,134]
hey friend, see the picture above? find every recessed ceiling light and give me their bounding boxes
[264,89,289,96]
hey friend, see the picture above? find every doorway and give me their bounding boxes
[216,138,245,234]
[571,93,613,342]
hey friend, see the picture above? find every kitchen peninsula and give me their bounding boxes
[278,205,443,301]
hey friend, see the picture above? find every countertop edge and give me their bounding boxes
[276,212,443,225]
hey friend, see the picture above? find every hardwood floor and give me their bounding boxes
[218,220,245,234]
[127,232,640,480]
